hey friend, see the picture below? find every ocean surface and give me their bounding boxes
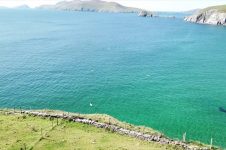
[0,9,226,148]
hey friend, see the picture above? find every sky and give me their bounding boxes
[0,0,226,11]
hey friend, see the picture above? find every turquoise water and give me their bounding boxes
[1,9,226,148]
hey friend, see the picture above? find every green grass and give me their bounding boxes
[0,112,182,150]
[40,109,161,136]
[202,5,226,12]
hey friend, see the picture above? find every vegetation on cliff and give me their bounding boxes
[202,5,226,13]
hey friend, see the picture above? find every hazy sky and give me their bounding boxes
[0,0,226,11]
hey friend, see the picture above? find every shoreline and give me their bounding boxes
[0,109,214,150]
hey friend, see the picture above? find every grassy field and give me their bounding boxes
[0,112,183,150]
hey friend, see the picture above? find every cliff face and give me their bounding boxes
[184,6,226,26]
[39,0,152,15]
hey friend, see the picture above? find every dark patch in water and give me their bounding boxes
[219,107,226,113]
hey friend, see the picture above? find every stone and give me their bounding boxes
[138,11,153,17]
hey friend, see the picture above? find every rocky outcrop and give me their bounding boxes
[184,7,226,26]
[138,11,153,17]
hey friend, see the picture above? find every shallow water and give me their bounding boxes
[0,9,226,148]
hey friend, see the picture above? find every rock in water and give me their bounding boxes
[184,5,226,26]
[138,11,147,17]
[138,11,153,17]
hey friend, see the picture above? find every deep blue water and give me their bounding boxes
[0,9,226,148]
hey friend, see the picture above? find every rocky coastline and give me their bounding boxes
[184,6,226,26]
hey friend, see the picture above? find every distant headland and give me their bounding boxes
[38,0,153,17]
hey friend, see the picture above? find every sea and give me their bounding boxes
[0,8,226,148]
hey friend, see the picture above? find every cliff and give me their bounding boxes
[184,5,226,26]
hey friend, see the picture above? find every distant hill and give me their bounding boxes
[15,5,30,9]
[182,9,200,14]
[0,6,7,9]
[38,0,153,16]
[184,5,226,26]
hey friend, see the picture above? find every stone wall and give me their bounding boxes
[3,110,211,150]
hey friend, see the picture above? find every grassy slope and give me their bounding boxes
[202,5,226,12]
[40,109,161,136]
[0,112,182,150]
